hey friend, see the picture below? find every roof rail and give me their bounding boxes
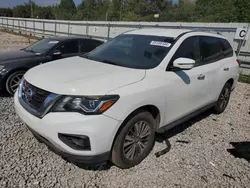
[191,28,223,35]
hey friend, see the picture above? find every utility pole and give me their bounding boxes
[120,0,122,21]
[30,0,33,18]
[106,11,108,21]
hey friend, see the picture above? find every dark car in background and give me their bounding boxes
[0,36,104,95]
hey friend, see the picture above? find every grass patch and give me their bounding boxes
[239,74,250,84]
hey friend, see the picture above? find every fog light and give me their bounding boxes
[58,134,91,151]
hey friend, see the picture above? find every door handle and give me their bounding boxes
[197,74,205,80]
[223,67,229,71]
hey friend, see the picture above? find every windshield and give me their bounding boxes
[82,34,174,69]
[24,38,59,54]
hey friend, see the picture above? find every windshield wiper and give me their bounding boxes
[102,60,119,66]
[24,49,36,54]
[80,53,89,59]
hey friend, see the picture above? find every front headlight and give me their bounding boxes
[51,95,119,115]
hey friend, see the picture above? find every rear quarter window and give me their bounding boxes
[220,39,233,58]
[200,36,224,64]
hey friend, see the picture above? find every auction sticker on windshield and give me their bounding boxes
[49,41,59,44]
[150,41,171,47]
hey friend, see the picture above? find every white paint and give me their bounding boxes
[15,30,239,159]
[173,57,195,69]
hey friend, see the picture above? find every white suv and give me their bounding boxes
[14,28,239,169]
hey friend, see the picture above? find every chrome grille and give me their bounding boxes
[21,80,50,110]
[18,79,60,118]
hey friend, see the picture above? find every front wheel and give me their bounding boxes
[6,71,25,96]
[111,110,155,169]
[214,82,232,114]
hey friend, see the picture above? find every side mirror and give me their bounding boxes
[173,58,195,70]
[52,50,62,56]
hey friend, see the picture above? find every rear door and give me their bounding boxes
[218,38,238,91]
[199,36,232,103]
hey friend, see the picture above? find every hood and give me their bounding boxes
[0,50,36,63]
[24,56,146,95]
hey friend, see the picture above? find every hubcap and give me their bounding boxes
[9,73,23,93]
[219,87,230,110]
[123,121,151,160]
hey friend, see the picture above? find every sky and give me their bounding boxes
[0,0,178,8]
[0,0,82,8]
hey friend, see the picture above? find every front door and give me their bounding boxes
[52,39,80,60]
[163,36,210,125]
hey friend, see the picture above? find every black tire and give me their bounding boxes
[214,82,232,114]
[111,110,155,169]
[6,70,25,96]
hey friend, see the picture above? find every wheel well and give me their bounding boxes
[4,68,27,81]
[141,105,160,130]
[110,105,161,155]
[140,104,160,118]
[7,67,27,75]
[2,68,27,89]
[227,78,234,86]
[120,105,161,131]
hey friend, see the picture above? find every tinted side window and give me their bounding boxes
[200,36,223,64]
[80,39,103,53]
[57,40,79,54]
[220,39,233,58]
[168,36,200,69]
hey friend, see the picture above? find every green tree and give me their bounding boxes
[6,0,250,22]
[109,0,122,21]
[195,0,236,22]
[0,8,13,17]
[74,1,86,20]
[75,0,110,21]
[123,0,155,21]
[12,1,38,18]
[56,0,76,20]
[172,0,195,22]
[234,0,250,22]
[33,6,55,19]
[97,0,110,21]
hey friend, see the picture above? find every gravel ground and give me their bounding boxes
[0,31,250,188]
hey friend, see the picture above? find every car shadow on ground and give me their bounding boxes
[227,142,250,162]
[38,108,250,171]
[0,91,11,97]
[154,109,214,157]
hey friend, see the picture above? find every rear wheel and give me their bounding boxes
[6,71,25,96]
[111,110,155,169]
[214,82,232,114]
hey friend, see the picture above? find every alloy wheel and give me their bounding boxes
[9,73,23,94]
[218,87,230,110]
[123,121,151,160]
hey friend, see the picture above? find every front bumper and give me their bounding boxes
[14,92,122,165]
[0,74,4,91]
[29,127,110,165]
